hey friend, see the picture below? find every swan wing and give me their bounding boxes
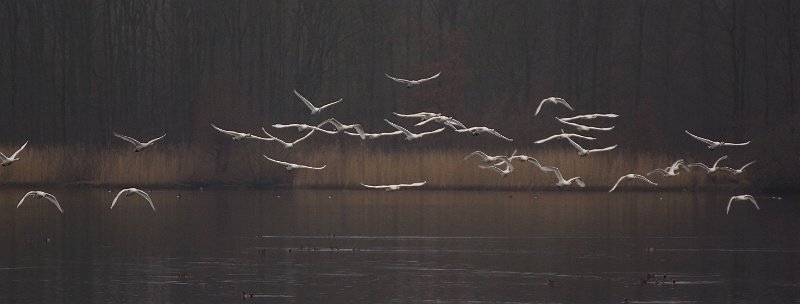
[113,132,143,146]
[42,193,64,213]
[588,144,617,153]
[687,163,711,173]
[384,73,413,84]
[631,174,658,185]
[571,133,597,141]
[555,117,583,128]
[419,128,445,137]
[17,192,35,208]
[299,164,326,170]
[534,99,547,116]
[416,71,441,83]
[744,195,760,210]
[317,98,343,111]
[465,151,489,161]
[534,134,560,144]
[487,130,513,141]
[211,124,242,137]
[726,196,735,214]
[384,119,414,137]
[685,130,714,145]
[351,124,366,139]
[135,190,156,211]
[293,89,318,112]
[292,129,316,144]
[609,176,626,192]
[146,133,167,145]
[564,136,584,152]
[570,177,586,187]
[550,167,564,181]
[401,181,427,187]
[553,97,574,111]
[712,155,729,168]
[361,183,388,189]
[10,141,29,159]
[479,165,504,175]
[261,127,288,145]
[587,125,615,131]
[263,155,293,167]
[110,189,130,209]
[722,141,751,146]
[739,160,756,171]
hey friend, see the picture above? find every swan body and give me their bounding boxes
[726,195,760,214]
[415,115,466,130]
[648,159,688,177]
[111,188,156,211]
[263,155,326,171]
[272,123,338,134]
[564,137,617,157]
[318,118,366,139]
[685,130,750,150]
[293,90,342,115]
[687,155,728,174]
[384,119,445,140]
[211,124,271,141]
[261,127,315,149]
[1,141,28,166]
[534,130,596,144]
[361,181,426,191]
[609,174,658,192]
[385,72,441,88]
[345,130,403,139]
[17,191,64,213]
[535,97,574,116]
[718,161,756,175]
[454,127,513,141]
[113,132,166,152]
[560,113,619,121]
[555,117,615,132]
[393,112,442,120]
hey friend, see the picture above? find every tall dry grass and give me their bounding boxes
[0,142,753,190]
[292,143,750,191]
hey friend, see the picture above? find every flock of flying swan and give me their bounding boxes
[2,70,764,214]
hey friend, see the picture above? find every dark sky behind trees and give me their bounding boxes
[1,0,799,155]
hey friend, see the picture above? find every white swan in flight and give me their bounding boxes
[415,115,466,130]
[361,181,426,191]
[261,128,316,149]
[454,126,513,141]
[17,191,64,213]
[685,130,750,150]
[111,188,156,211]
[534,129,596,144]
[726,195,760,214]
[272,123,338,134]
[560,113,619,121]
[113,132,166,152]
[535,97,574,116]
[211,124,271,141]
[718,161,756,175]
[609,174,658,192]
[384,119,445,141]
[263,155,326,171]
[345,130,403,139]
[648,159,688,177]
[534,165,584,188]
[563,137,617,157]
[293,90,342,115]
[687,155,728,174]
[555,117,615,132]
[393,112,442,120]
[1,141,28,166]
[385,71,441,88]
[478,162,514,177]
[318,118,366,139]
[464,151,513,164]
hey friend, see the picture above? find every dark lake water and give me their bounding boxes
[0,189,798,303]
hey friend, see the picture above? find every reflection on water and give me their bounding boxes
[0,189,798,303]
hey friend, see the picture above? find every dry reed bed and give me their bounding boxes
[0,143,751,190]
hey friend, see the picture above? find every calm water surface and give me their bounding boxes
[0,189,798,303]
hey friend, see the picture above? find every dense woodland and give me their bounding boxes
[1,0,799,188]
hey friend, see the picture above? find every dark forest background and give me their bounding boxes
[1,0,799,189]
